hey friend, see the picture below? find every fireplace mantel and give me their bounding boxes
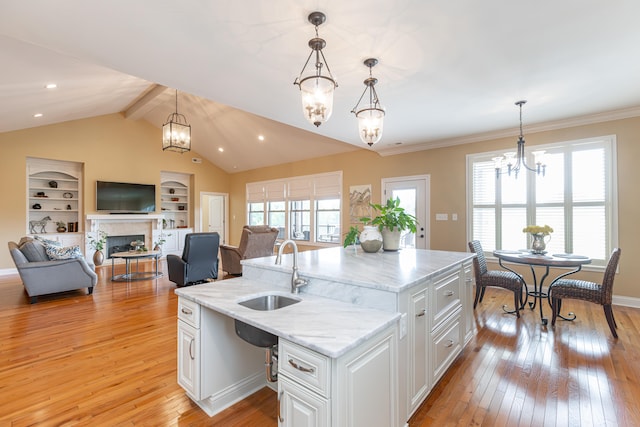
[85,214,164,258]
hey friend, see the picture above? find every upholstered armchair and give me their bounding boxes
[167,232,220,287]
[8,237,97,303]
[220,225,278,276]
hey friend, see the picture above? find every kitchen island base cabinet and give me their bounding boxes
[278,325,398,427]
[177,297,265,415]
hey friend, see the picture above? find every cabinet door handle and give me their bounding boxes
[465,278,473,283]
[277,391,284,423]
[445,339,454,348]
[444,290,454,297]
[288,358,315,373]
[189,338,195,360]
[416,308,426,317]
[181,307,192,315]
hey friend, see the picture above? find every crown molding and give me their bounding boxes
[376,105,640,157]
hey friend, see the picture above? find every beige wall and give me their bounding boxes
[229,116,640,299]
[2,112,638,299]
[0,113,230,268]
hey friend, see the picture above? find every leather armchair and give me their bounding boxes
[167,232,220,287]
[220,225,278,276]
[8,238,97,303]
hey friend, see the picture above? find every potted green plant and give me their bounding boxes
[56,221,67,232]
[343,226,360,248]
[361,197,418,251]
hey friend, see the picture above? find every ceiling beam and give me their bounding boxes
[123,84,168,120]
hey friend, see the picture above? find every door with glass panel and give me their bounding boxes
[382,176,430,249]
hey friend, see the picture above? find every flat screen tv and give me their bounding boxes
[96,181,156,213]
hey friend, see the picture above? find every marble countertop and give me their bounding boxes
[175,278,400,358]
[243,246,476,293]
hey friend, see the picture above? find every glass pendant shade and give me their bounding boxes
[299,75,336,127]
[294,12,337,127]
[356,104,385,146]
[351,58,385,146]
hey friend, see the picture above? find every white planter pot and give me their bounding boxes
[381,227,402,251]
[359,226,383,253]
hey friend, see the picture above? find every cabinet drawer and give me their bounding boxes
[432,309,462,383]
[433,272,461,328]
[280,340,331,398]
[177,297,200,328]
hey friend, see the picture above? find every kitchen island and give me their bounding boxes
[176,246,475,426]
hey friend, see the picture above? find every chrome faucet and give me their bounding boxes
[275,240,309,294]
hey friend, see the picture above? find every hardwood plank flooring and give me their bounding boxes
[1,262,639,426]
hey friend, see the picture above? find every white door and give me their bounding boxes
[200,193,227,245]
[382,176,430,249]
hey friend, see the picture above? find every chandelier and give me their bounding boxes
[162,90,191,153]
[293,11,337,127]
[351,58,385,146]
[492,100,546,179]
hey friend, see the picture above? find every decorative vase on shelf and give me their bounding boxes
[93,250,104,266]
[530,233,550,254]
[359,226,383,253]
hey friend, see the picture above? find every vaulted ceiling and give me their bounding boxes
[2,1,640,173]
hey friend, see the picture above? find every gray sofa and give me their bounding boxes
[8,237,98,303]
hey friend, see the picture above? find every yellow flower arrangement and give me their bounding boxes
[522,224,554,235]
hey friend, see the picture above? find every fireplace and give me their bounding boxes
[106,234,145,258]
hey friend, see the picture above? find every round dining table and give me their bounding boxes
[492,250,592,325]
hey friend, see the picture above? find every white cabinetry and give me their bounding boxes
[408,283,429,411]
[177,298,201,399]
[161,171,191,256]
[27,157,83,236]
[278,326,397,427]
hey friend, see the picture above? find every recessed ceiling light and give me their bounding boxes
[258,135,265,141]
[45,83,57,89]
[218,147,224,152]
[33,113,43,118]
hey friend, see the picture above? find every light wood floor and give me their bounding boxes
[1,261,639,426]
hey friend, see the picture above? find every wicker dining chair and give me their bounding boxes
[549,248,621,338]
[468,240,528,317]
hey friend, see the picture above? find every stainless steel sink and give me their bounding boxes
[235,320,278,348]
[238,294,301,311]
[235,294,301,347]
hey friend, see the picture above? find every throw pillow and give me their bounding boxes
[45,244,84,260]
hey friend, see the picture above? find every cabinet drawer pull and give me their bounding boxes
[444,290,454,297]
[288,358,315,373]
[445,339,454,348]
[189,338,195,360]
[181,307,193,315]
[416,309,426,317]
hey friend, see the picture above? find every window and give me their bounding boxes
[268,201,286,239]
[289,200,310,241]
[316,198,341,242]
[467,136,617,267]
[246,172,342,244]
[248,202,264,226]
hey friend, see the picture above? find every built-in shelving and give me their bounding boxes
[160,171,192,256]
[27,158,83,235]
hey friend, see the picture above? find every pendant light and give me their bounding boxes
[293,11,338,127]
[492,100,546,178]
[351,58,385,146]
[162,90,191,153]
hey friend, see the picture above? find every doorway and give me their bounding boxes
[381,175,430,249]
[200,192,228,245]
